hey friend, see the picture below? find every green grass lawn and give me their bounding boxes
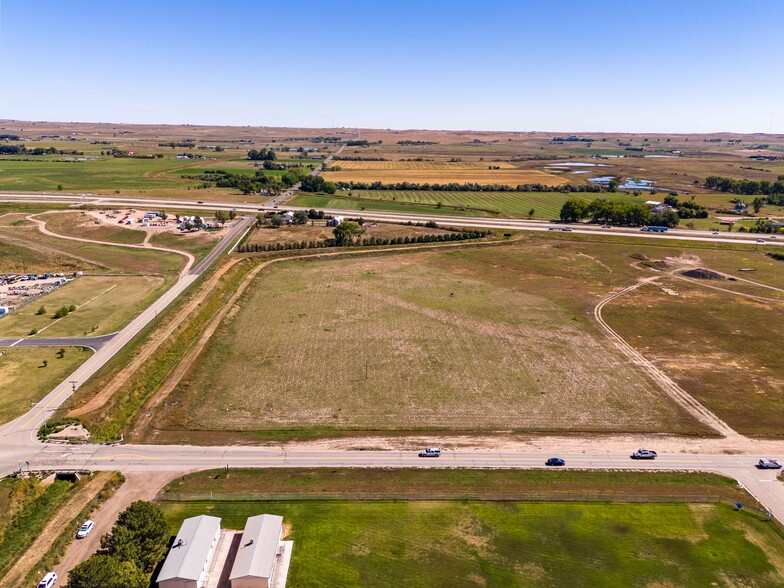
[0,347,92,425]
[289,190,642,219]
[160,500,784,587]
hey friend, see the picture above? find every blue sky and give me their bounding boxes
[1,0,782,133]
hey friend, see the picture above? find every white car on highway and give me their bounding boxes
[758,459,782,469]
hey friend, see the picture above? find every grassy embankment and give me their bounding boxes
[0,347,92,425]
[0,477,79,580]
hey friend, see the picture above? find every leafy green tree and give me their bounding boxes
[214,210,227,225]
[67,555,148,588]
[293,210,308,225]
[36,305,46,315]
[607,178,620,192]
[559,199,588,222]
[100,501,170,573]
[269,214,284,228]
[333,221,364,245]
[752,197,764,213]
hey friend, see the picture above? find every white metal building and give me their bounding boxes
[157,515,221,588]
[229,514,284,588]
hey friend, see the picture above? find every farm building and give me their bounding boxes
[229,515,285,588]
[326,215,344,227]
[157,515,221,588]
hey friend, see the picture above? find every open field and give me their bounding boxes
[0,237,97,274]
[160,498,784,587]
[0,275,165,338]
[0,346,92,424]
[288,193,489,217]
[321,165,569,186]
[147,241,706,441]
[39,211,147,245]
[162,468,756,503]
[603,274,784,437]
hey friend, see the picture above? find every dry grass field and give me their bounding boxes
[603,271,784,437]
[148,242,705,440]
[0,347,92,425]
[0,275,165,338]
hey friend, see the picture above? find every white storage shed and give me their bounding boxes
[229,514,284,588]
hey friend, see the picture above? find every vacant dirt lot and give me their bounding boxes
[150,245,701,438]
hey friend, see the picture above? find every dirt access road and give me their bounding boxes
[52,472,178,587]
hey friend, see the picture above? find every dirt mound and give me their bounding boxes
[682,268,724,280]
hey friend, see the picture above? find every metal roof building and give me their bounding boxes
[229,514,284,588]
[157,515,221,588]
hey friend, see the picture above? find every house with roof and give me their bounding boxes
[157,515,221,588]
[229,514,285,588]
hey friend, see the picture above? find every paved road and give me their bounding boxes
[0,216,252,445]
[1,192,782,248]
[265,142,347,207]
[0,333,116,351]
[6,442,782,517]
[1,193,783,522]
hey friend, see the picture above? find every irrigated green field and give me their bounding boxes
[160,499,784,587]
[0,347,92,425]
[149,241,706,441]
[289,190,640,219]
[0,275,165,338]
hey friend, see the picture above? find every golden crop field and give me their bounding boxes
[322,165,568,186]
[332,160,519,170]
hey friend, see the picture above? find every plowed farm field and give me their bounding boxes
[321,161,568,186]
[150,243,703,439]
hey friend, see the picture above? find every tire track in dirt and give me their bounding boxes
[593,277,740,438]
[27,213,195,276]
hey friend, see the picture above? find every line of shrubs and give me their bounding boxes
[237,230,489,253]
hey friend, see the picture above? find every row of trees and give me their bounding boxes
[334,181,605,193]
[300,175,337,194]
[247,148,276,161]
[67,501,169,588]
[0,145,82,155]
[560,198,679,227]
[185,167,310,195]
[662,195,709,218]
[237,227,488,253]
[705,175,784,199]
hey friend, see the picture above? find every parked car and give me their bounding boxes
[37,572,57,588]
[757,458,782,469]
[631,449,657,460]
[545,457,565,466]
[419,447,441,458]
[76,519,95,539]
